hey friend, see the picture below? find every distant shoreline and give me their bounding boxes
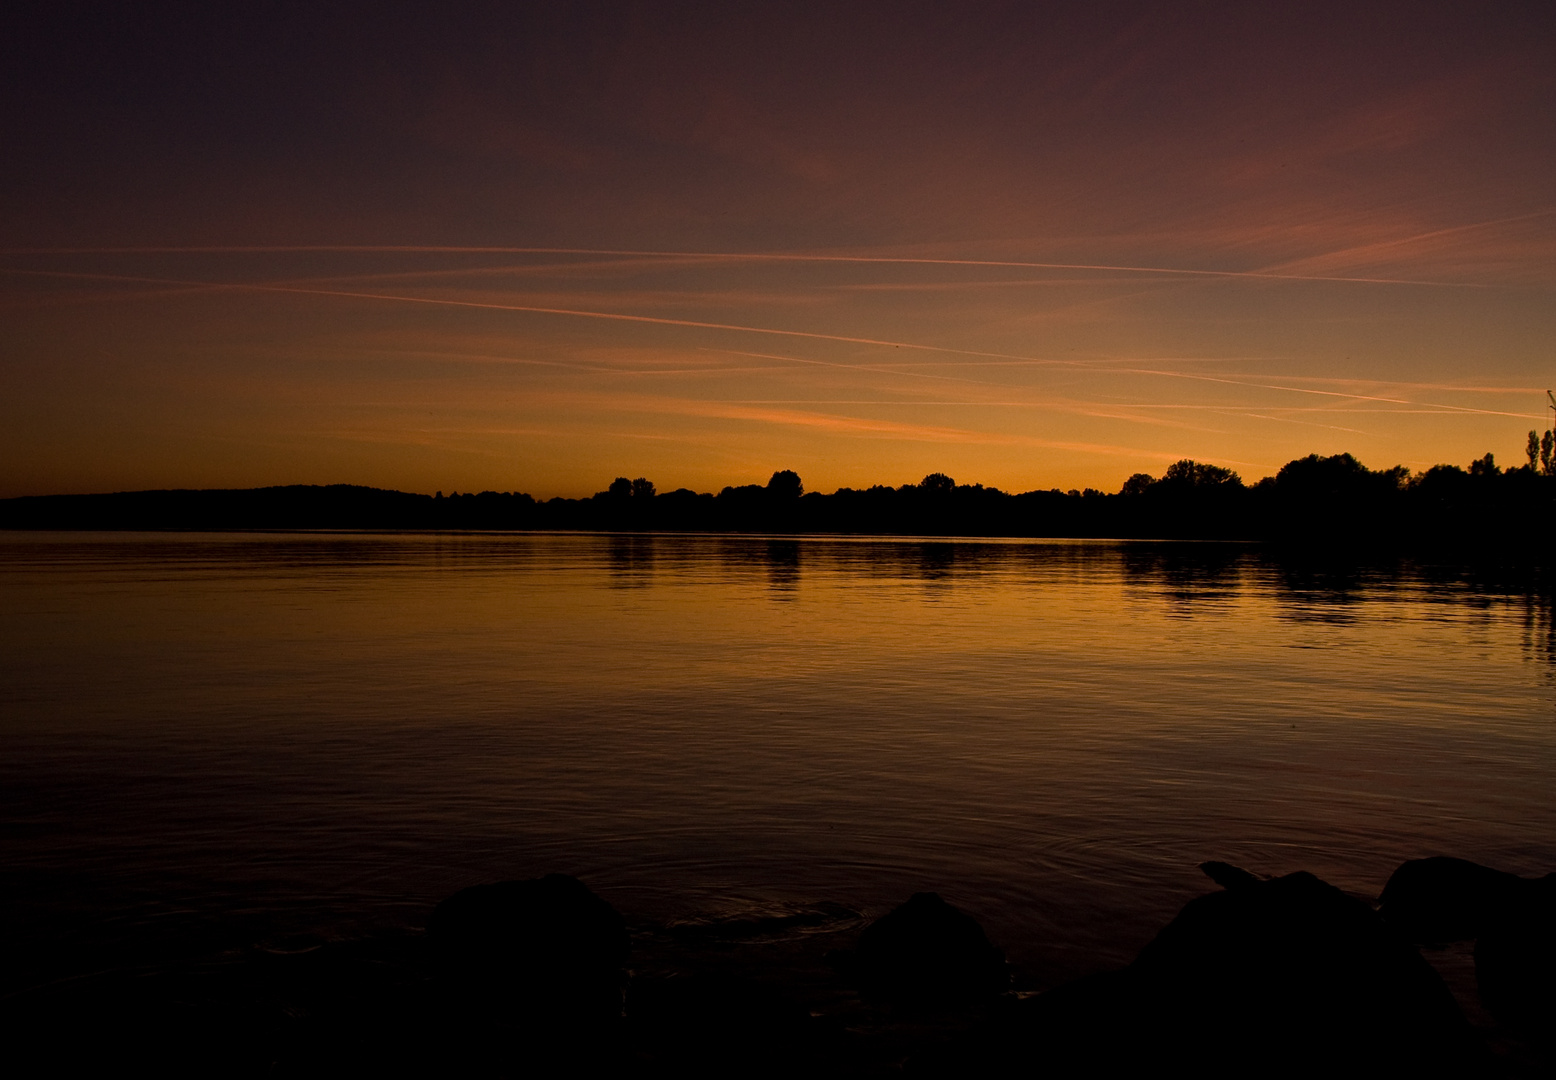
[3,450,1553,551]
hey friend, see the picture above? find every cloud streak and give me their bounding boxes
[7,266,1539,423]
[0,244,1496,288]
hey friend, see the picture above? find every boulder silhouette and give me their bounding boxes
[428,873,628,1017]
[928,864,1485,1075]
[1379,856,1526,942]
[1121,865,1482,1070]
[1474,876,1556,1035]
[1200,859,1261,890]
[854,892,1007,1006]
[628,973,835,1077]
[1379,856,1556,1033]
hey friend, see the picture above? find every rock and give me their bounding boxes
[1474,876,1556,1035]
[628,973,840,1077]
[1379,857,1525,943]
[1377,856,1556,1033]
[1200,859,1261,890]
[428,873,628,1018]
[1124,865,1483,1071]
[853,892,1007,1007]
[925,864,1486,1075]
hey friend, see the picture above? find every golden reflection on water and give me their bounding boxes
[1,532,1554,985]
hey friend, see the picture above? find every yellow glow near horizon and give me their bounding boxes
[2,240,1551,499]
[2,6,1553,498]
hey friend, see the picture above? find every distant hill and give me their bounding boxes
[0,485,440,531]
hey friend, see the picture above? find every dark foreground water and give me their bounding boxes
[3,532,1555,1000]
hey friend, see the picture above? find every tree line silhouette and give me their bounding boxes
[4,438,1555,548]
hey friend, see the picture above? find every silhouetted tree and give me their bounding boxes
[1378,465,1411,488]
[1161,459,1242,488]
[1528,431,1541,471]
[1120,472,1155,496]
[1274,453,1374,497]
[13,445,1556,543]
[1263,453,1412,540]
[1415,463,1469,497]
[767,470,803,498]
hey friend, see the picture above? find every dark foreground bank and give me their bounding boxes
[5,858,1552,1076]
[4,451,1555,546]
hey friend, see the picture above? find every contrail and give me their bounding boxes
[708,347,1544,419]
[1234,412,1372,436]
[0,267,1114,362]
[1126,367,1541,419]
[708,348,1010,387]
[0,244,1491,288]
[1255,207,1556,276]
[1,266,1539,419]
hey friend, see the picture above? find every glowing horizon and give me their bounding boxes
[2,4,1553,499]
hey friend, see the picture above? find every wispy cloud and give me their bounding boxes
[6,266,1541,427]
[1254,209,1556,280]
[613,395,1191,461]
[0,245,1494,287]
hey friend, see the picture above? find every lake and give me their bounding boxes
[3,531,1554,997]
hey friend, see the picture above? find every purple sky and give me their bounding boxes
[3,1,1553,496]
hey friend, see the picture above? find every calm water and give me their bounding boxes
[3,532,1555,990]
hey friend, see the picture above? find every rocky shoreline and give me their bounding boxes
[8,858,1553,1075]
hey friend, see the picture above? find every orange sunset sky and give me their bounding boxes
[2,1,1553,499]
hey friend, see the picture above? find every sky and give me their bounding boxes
[2,1,1553,498]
